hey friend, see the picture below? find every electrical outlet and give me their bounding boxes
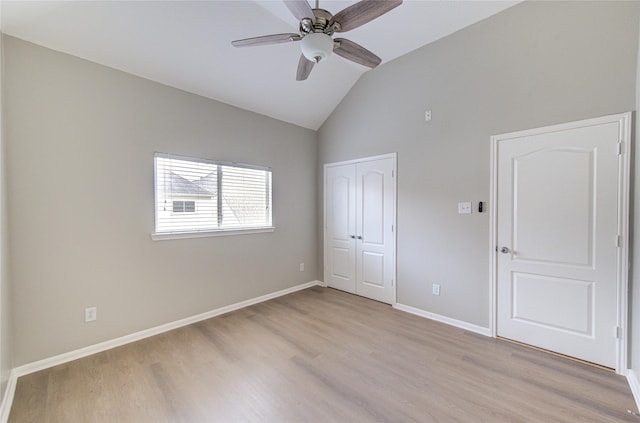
[432,284,441,296]
[299,263,305,272]
[425,110,432,121]
[85,307,97,322]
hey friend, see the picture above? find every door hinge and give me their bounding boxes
[391,279,394,287]
[616,326,622,339]
[392,170,395,178]
[617,142,623,155]
[391,224,394,232]
[617,235,622,247]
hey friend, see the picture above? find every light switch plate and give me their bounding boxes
[432,284,440,296]
[85,307,97,322]
[458,202,472,214]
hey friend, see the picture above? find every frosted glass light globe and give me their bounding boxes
[300,33,333,63]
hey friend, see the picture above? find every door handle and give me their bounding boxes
[357,235,363,240]
[500,247,510,254]
[350,235,356,239]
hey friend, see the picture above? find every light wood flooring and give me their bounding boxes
[9,286,639,422]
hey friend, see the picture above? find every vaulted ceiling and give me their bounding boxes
[1,1,519,130]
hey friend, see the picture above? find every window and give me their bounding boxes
[172,201,195,213]
[154,153,272,237]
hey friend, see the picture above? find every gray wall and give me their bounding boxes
[0,33,13,399]
[318,1,640,328]
[4,36,318,366]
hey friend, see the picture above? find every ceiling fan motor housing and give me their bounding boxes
[300,9,336,34]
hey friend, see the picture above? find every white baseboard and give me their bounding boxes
[0,280,322,422]
[393,303,491,337]
[627,369,640,413]
[0,370,17,423]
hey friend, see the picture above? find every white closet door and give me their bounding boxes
[325,164,357,294]
[355,158,395,304]
[325,155,396,305]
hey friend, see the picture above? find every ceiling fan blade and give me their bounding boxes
[296,54,315,81]
[334,38,381,68]
[232,33,301,48]
[284,0,315,23]
[331,0,402,33]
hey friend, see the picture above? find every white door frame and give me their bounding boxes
[323,152,398,305]
[488,113,631,375]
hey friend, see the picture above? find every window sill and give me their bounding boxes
[151,227,275,241]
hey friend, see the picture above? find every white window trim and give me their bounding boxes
[151,226,275,241]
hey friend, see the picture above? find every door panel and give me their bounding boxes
[325,165,356,294]
[361,170,384,245]
[513,148,594,266]
[362,251,384,288]
[497,120,620,368]
[512,273,593,335]
[330,247,352,280]
[331,176,351,241]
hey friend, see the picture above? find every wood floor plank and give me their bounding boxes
[9,286,638,422]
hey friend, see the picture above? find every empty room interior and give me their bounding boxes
[1,0,640,421]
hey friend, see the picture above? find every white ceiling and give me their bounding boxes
[0,0,519,130]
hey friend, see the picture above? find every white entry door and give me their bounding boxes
[325,155,396,304]
[494,114,630,370]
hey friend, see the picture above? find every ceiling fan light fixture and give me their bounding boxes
[300,32,333,63]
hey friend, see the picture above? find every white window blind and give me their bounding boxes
[154,153,272,235]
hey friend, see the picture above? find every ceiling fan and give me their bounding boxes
[231,0,403,81]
